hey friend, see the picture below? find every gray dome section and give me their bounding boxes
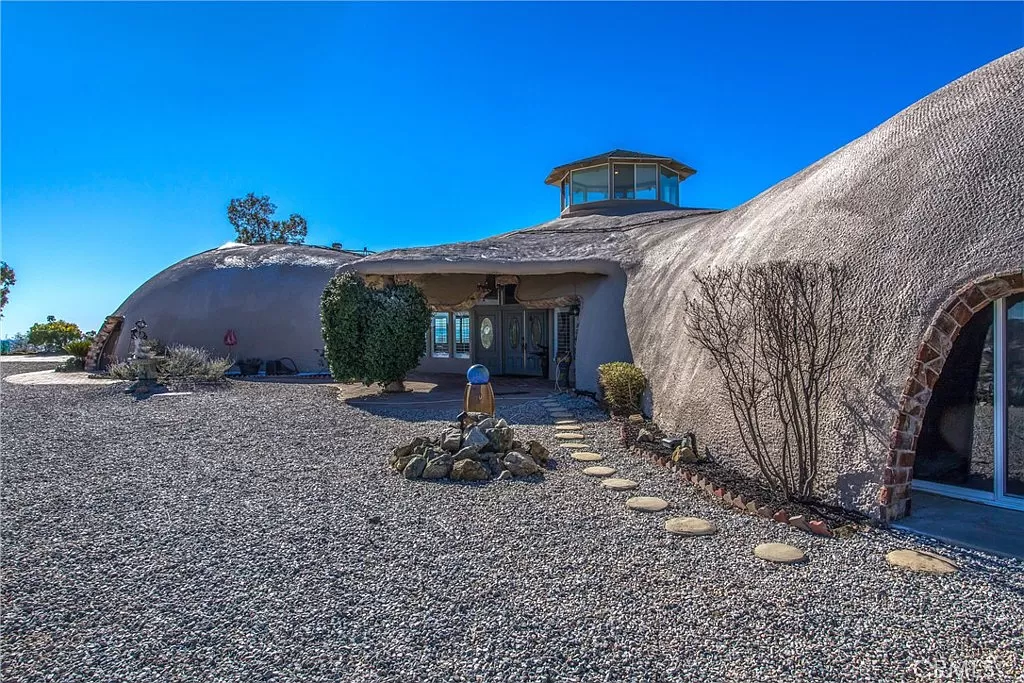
[113,244,359,372]
[629,48,1024,514]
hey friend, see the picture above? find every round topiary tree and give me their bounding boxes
[321,273,430,389]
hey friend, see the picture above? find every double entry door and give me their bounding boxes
[472,307,548,377]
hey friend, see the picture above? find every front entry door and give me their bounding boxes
[502,308,526,375]
[525,310,549,377]
[473,307,501,377]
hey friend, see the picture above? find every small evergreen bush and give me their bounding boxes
[598,362,647,415]
[321,273,430,387]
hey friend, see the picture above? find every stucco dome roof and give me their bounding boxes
[113,243,360,372]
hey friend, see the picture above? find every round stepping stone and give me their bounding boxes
[626,496,669,512]
[885,549,958,574]
[558,442,590,449]
[601,478,639,491]
[555,432,586,440]
[554,419,578,425]
[665,517,718,536]
[571,451,604,462]
[582,465,616,477]
[753,543,807,564]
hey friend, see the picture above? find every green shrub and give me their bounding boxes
[321,273,430,386]
[64,339,92,360]
[27,317,82,352]
[598,362,647,415]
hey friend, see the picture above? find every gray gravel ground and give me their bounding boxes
[2,374,1023,682]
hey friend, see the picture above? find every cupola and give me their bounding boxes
[545,149,696,216]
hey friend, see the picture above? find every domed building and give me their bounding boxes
[89,243,364,374]
[352,49,1024,522]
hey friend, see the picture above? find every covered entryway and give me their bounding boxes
[471,306,550,378]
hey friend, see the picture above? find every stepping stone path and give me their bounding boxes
[885,549,958,574]
[602,478,639,491]
[554,424,582,431]
[665,517,717,536]
[753,543,807,564]
[570,451,603,462]
[555,432,586,441]
[582,466,616,477]
[558,442,590,449]
[554,419,578,425]
[626,496,669,512]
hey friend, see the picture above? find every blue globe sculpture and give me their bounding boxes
[467,364,490,385]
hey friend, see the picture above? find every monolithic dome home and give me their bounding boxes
[89,243,366,373]
[353,49,1024,521]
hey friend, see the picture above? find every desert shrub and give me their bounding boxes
[108,361,138,380]
[685,260,849,501]
[160,344,232,382]
[598,362,647,415]
[321,273,430,386]
[64,339,92,360]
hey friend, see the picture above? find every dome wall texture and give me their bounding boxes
[627,49,1024,516]
[113,244,358,372]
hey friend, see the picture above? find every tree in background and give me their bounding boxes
[1,261,15,317]
[321,273,430,389]
[227,193,308,245]
[27,316,84,352]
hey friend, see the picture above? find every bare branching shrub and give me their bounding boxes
[685,261,849,501]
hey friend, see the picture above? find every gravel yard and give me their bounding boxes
[2,371,1023,682]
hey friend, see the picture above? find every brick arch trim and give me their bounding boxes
[878,269,1024,522]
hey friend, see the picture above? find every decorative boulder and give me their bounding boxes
[392,455,414,473]
[526,440,549,466]
[453,446,477,462]
[422,454,454,479]
[451,458,490,481]
[403,456,427,479]
[503,451,540,477]
[440,429,461,453]
[462,427,490,452]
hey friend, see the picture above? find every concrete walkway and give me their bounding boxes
[3,369,121,386]
[0,355,71,364]
[894,491,1024,560]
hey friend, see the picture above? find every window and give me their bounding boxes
[660,166,680,206]
[612,163,635,199]
[454,312,471,359]
[636,164,658,199]
[431,312,450,358]
[480,317,494,349]
[571,165,609,205]
[561,178,570,210]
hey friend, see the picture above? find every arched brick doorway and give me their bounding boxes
[879,269,1024,522]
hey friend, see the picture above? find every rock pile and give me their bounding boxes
[388,412,550,482]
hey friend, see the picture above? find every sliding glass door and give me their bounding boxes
[914,293,1024,510]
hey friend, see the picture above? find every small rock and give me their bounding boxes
[453,446,477,462]
[503,451,540,477]
[451,458,490,481]
[366,515,382,525]
[440,429,461,453]
[808,520,833,537]
[497,470,513,481]
[745,501,758,514]
[392,455,414,473]
[756,506,775,519]
[476,417,496,431]
[637,429,654,443]
[422,454,454,479]
[772,510,790,524]
[527,440,550,466]
[403,456,427,479]
[461,427,490,452]
[672,445,698,464]
[628,414,645,423]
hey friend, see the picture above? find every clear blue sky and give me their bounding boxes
[2,2,1022,336]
